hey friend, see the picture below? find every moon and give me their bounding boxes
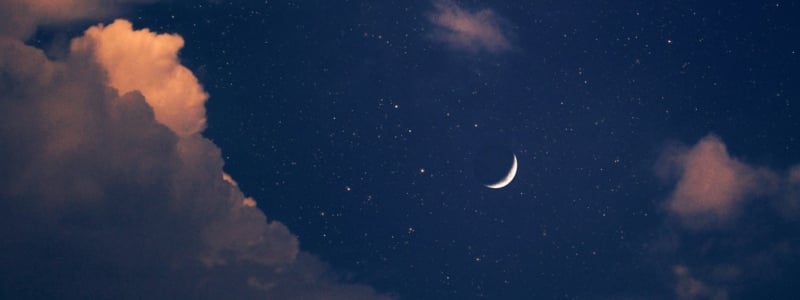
[485,154,517,189]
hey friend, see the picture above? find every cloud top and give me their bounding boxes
[428,0,512,53]
[657,135,769,227]
[72,19,208,137]
[655,134,800,229]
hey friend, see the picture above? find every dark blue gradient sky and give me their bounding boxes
[3,1,800,299]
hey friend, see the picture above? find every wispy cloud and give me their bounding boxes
[673,265,729,300]
[427,0,512,53]
[778,165,800,219]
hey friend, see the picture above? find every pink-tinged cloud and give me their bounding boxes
[653,138,800,299]
[71,19,208,137]
[428,0,512,53]
[657,135,778,229]
[0,17,394,299]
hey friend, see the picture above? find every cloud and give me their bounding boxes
[71,19,208,137]
[427,0,512,53]
[653,134,800,299]
[656,135,779,229]
[653,231,798,300]
[0,15,392,300]
[672,265,729,300]
[0,0,158,39]
[777,165,800,218]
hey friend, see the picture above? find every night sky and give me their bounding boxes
[2,0,800,299]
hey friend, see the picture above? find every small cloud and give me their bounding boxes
[673,265,729,300]
[656,135,778,229]
[427,0,512,53]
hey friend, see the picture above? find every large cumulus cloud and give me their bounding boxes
[0,8,392,300]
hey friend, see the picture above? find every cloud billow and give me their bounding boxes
[0,3,393,299]
[656,135,779,229]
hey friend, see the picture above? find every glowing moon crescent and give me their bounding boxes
[485,154,517,189]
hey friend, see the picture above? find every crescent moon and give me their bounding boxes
[485,154,518,189]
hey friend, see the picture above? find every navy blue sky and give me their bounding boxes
[171,1,798,298]
[3,1,800,299]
